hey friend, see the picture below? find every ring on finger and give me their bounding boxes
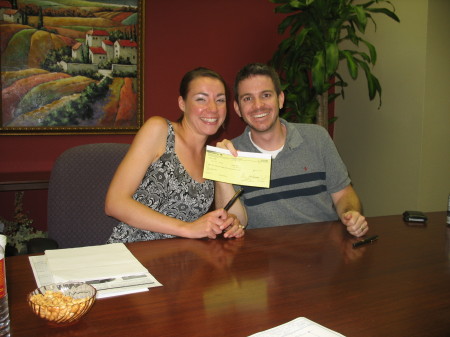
[238,225,245,230]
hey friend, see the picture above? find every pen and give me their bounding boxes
[86,278,115,285]
[224,188,244,211]
[352,235,379,248]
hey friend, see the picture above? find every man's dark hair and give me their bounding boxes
[234,63,282,101]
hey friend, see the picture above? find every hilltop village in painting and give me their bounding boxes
[0,0,141,131]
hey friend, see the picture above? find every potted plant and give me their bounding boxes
[0,191,47,256]
[269,0,400,129]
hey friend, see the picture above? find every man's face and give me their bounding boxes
[234,75,284,133]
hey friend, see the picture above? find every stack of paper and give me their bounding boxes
[29,243,162,298]
[248,317,345,337]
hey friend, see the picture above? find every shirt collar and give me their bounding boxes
[279,118,303,150]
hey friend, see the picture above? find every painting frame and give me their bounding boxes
[0,0,144,135]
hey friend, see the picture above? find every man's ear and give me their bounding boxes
[234,101,242,117]
[178,96,185,112]
[278,91,285,109]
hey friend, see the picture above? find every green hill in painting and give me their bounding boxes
[122,12,137,25]
[2,29,36,70]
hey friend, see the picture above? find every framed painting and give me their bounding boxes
[0,0,144,135]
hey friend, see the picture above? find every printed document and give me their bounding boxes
[248,317,345,337]
[29,243,162,298]
[203,145,271,188]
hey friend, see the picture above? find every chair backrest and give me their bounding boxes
[48,143,130,248]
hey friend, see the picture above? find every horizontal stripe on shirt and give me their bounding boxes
[242,172,327,206]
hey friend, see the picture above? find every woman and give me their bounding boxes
[106,67,245,242]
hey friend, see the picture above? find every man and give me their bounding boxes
[216,63,368,237]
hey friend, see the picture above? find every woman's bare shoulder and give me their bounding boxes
[133,116,169,141]
[142,116,169,131]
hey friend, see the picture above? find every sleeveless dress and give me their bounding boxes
[107,120,214,243]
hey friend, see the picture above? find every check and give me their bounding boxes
[203,146,271,188]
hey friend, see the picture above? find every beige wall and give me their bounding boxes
[334,0,450,216]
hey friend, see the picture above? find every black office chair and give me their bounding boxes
[27,143,130,252]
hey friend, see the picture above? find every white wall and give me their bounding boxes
[334,0,450,216]
[419,0,450,211]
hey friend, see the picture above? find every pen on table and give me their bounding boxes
[224,188,244,211]
[352,235,379,248]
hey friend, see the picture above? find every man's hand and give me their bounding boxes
[222,213,246,239]
[216,139,238,157]
[341,211,368,237]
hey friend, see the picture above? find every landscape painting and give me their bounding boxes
[0,0,144,134]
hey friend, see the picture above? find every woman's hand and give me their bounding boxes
[187,209,245,239]
[187,209,230,239]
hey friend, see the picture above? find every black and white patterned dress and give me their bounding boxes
[107,120,214,243]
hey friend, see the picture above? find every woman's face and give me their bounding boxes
[178,76,227,136]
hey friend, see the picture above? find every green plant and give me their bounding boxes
[0,191,47,255]
[269,0,400,129]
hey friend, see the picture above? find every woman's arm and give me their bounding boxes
[105,117,230,239]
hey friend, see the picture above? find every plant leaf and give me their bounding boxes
[274,3,296,14]
[373,75,382,107]
[360,39,377,64]
[305,100,320,118]
[280,82,290,91]
[312,50,325,93]
[278,14,296,34]
[367,7,400,22]
[342,50,358,79]
[358,60,380,103]
[328,93,341,103]
[353,5,368,33]
[342,25,359,45]
[295,27,311,48]
[287,93,298,101]
[289,0,301,8]
[325,42,339,77]
[327,27,338,41]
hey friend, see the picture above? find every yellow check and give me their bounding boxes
[203,146,271,188]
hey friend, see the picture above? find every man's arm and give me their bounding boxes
[331,185,368,237]
[214,139,248,227]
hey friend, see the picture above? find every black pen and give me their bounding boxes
[352,235,379,248]
[224,188,244,211]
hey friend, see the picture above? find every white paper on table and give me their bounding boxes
[29,243,162,299]
[247,317,345,337]
[45,243,148,282]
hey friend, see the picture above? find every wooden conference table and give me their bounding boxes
[7,212,450,337]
